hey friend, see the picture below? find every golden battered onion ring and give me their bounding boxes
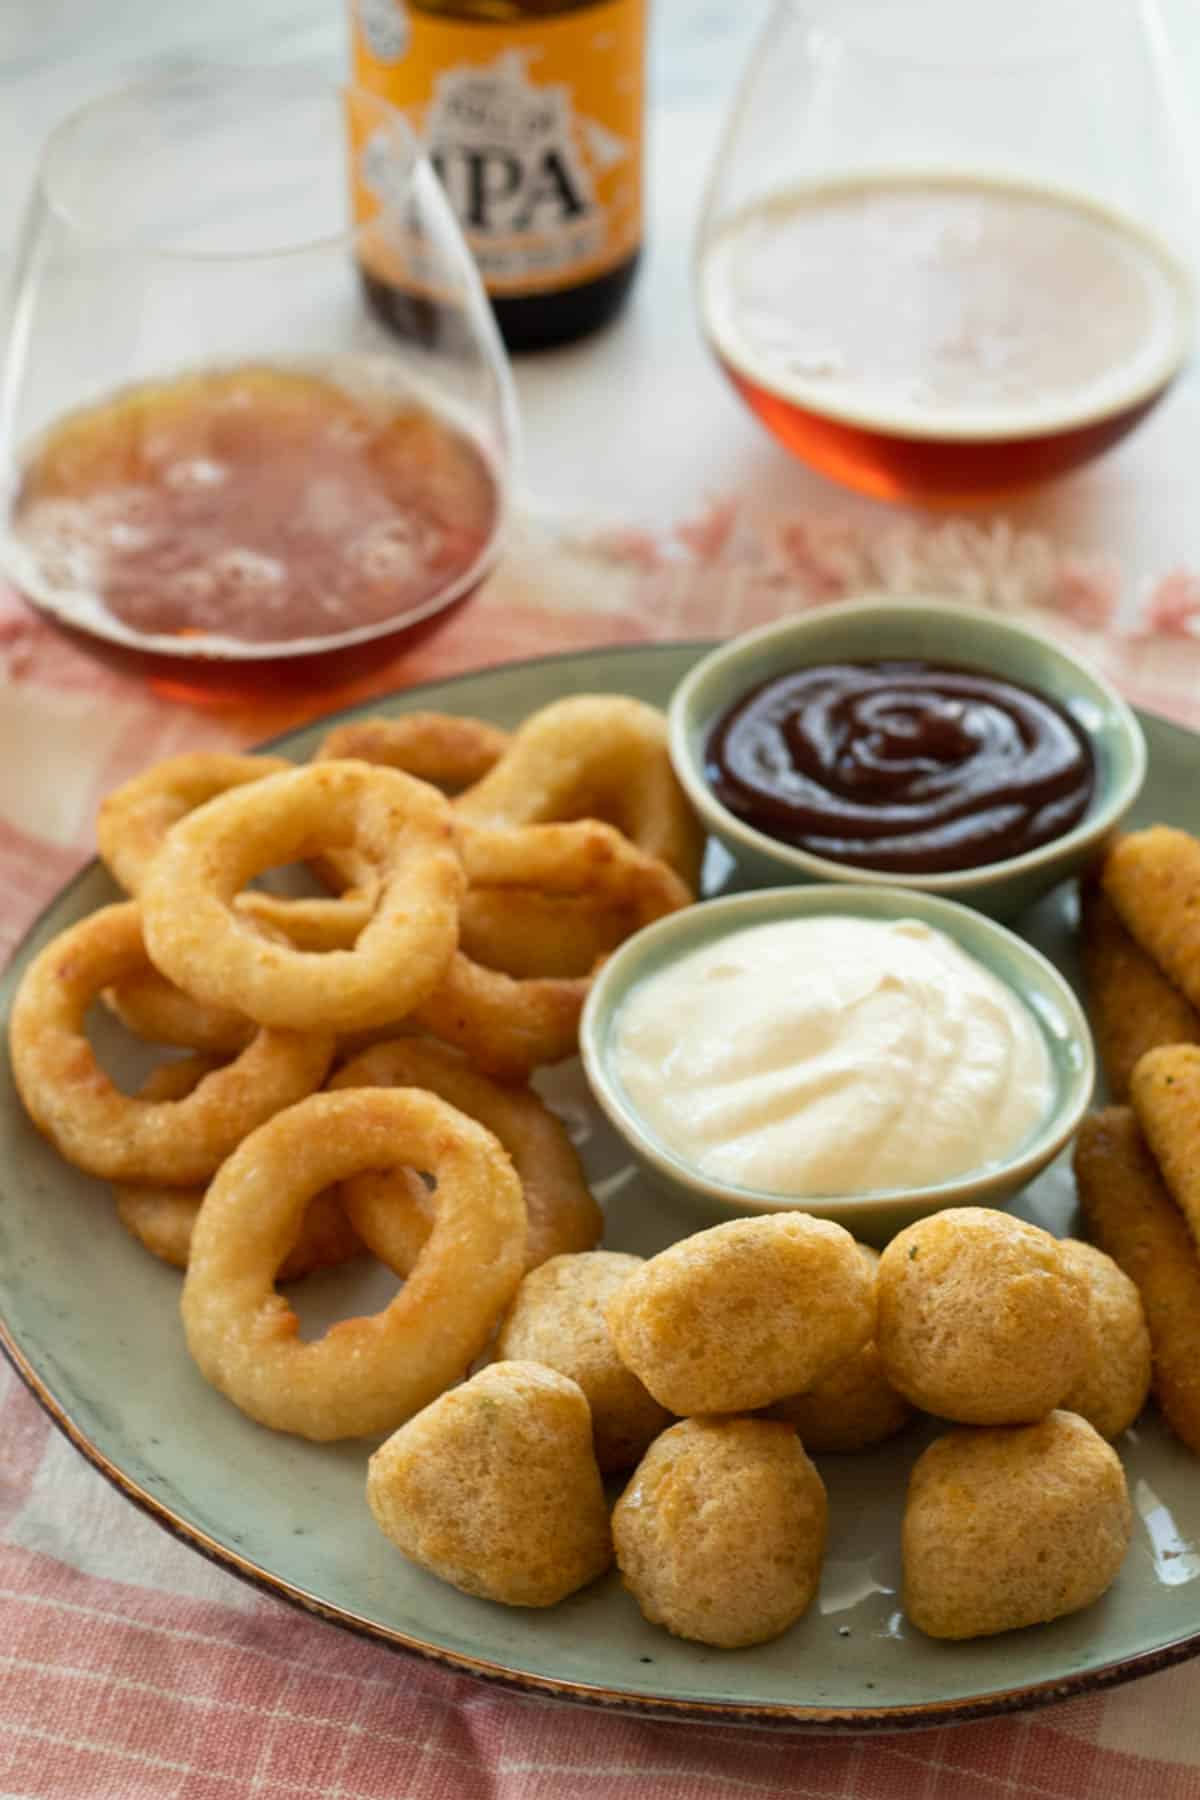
[459,889,638,980]
[181,1088,526,1440]
[238,806,649,986]
[237,877,638,977]
[96,751,292,894]
[114,1057,362,1280]
[96,748,374,953]
[103,963,255,1054]
[10,903,334,1183]
[305,711,512,904]
[118,1180,361,1280]
[316,712,511,789]
[330,1037,602,1275]
[140,761,464,1033]
[232,888,375,951]
[413,820,692,1079]
[455,695,704,889]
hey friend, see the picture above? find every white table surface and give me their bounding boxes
[3,0,1200,587]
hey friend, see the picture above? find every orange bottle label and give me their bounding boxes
[352,0,644,296]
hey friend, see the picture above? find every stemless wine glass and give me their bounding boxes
[695,0,1197,504]
[0,65,518,699]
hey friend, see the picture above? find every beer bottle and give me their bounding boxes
[352,0,645,351]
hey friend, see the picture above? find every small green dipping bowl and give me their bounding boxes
[668,596,1147,919]
[580,884,1094,1247]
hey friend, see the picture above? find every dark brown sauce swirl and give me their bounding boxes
[706,659,1095,874]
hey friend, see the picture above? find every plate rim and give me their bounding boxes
[4,636,1200,1734]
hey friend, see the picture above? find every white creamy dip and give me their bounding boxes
[613,916,1053,1197]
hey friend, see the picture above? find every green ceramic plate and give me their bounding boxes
[2,642,1200,1734]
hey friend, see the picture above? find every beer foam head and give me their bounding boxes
[3,354,502,656]
[701,172,1194,442]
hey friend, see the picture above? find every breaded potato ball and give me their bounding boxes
[1058,1239,1151,1440]
[494,1251,673,1471]
[765,1246,912,1452]
[612,1417,828,1647]
[767,1343,913,1454]
[605,1214,874,1416]
[877,1208,1090,1424]
[903,1410,1133,1639]
[366,1361,612,1607]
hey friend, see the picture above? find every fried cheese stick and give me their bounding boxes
[1074,1106,1200,1455]
[1080,883,1200,1100]
[1102,827,1200,1014]
[1131,1045,1200,1251]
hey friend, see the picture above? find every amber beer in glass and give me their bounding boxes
[353,0,645,351]
[0,67,517,699]
[695,0,1196,505]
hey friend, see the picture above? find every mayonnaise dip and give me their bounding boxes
[612,916,1054,1196]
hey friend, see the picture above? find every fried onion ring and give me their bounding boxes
[103,963,256,1054]
[236,886,638,975]
[233,713,662,978]
[96,751,292,894]
[454,695,704,889]
[413,821,691,1079]
[181,1087,526,1439]
[95,748,365,955]
[238,877,646,980]
[459,889,638,980]
[140,761,464,1033]
[114,1057,362,1279]
[306,711,512,902]
[315,712,511,790]
[10,902,334,1182]
[232,888,375,951]
[238,818,688,1030]
[330,1038,602,1275]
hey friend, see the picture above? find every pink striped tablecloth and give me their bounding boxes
[5,503,1200,1800]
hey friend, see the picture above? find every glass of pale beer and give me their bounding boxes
[0,65,518,697]
[695,0,1196,504]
